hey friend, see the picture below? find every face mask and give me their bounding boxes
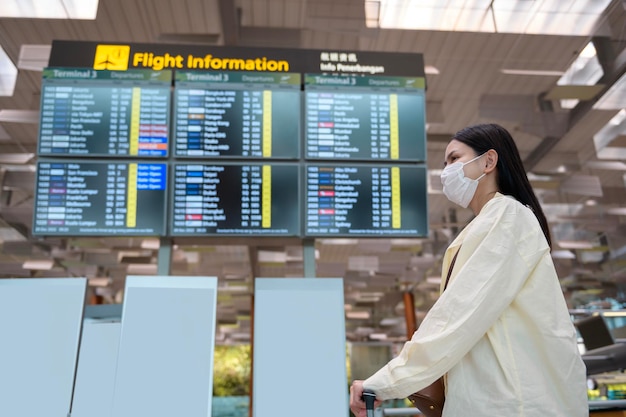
[440,153,486,208]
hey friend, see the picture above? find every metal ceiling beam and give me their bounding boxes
[217,0,240,46]
[570,39,626,127]
[522,93,563,171]
[524,36,626,171]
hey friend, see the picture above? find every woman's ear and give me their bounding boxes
[484,149,498,173]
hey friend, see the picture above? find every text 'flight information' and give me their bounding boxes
[33,161,167,236]
[171,163,299,236]
[174,71,300,158]
[305,164,428,237]
[305,74,426,161]
[38,68,171,157]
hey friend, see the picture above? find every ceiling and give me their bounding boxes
[1,0,626,344]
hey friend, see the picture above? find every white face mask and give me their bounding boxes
[440,153,486,208]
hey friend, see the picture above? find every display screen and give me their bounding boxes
[170,163,300,236]
[304,164,428,237]
[173,71,301,158]
[38,68,171,157]
[33,161,167,236]
[304,74,426,161]
[33,64,429,239]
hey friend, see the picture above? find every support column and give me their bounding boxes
[403,291,417,339]
[303,238,316,278]
[157,237,172,275]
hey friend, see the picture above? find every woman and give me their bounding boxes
[349,124,588,417]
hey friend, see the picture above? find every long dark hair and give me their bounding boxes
[452,123,552,249]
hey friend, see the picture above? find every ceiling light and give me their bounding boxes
[425,65,439,75]
[22,259,55,270]
[601,311,626,317]
[126,264,157,274]
[88,277,112,287]
[0,0,99,19]
[0,153,34,164]
[0,46,17,96]
[551,250,576,260]
[220,284,249,293]
[391,238,424,246]
[501,69,564,76]
[358,292,384,302]
[346,311,371,319]
[0,110,39,123]
[140,238,160,250]
[426,276,441,284]
[319,238,358,245]
[223,274,248,281]
[557,241,596,250]
[380,317,403,326]
[1,164,36,172]
[258,250,287,263]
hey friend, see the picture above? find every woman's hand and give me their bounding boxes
[350,380,381,417]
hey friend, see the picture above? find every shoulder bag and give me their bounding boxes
[406,248,460,417]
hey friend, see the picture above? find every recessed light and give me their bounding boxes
[501,69,564,76]
[425,65,439,75]
[22,259,54,270]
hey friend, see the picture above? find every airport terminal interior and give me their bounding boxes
[1,0,626,415]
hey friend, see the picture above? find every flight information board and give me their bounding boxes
[304,74,426,161]
[38,68,171,157]
[170,163,300,236]
[173,71,301,158]
[33,161,167,236]
[304,164,428,237]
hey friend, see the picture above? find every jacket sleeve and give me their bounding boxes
[363,197,551,400]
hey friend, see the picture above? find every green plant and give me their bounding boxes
[213,345,252,396]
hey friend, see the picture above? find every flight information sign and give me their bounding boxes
[304,74,426,161]
[38,68,171,157]
[171,163,300,236]
[304,164,428,237]
[173,71,301,158]
[33,161,167,236]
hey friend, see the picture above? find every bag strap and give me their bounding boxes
[443,248,460,291]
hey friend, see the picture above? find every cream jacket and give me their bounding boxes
[364,193,588,417]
